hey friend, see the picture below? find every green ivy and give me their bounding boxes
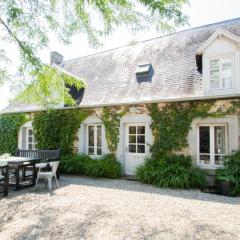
[101,106,128,155]
[147,101,215,158]
[32,109,91,154]
[0,113,27,155]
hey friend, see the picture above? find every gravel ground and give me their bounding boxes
[0,175,240,240]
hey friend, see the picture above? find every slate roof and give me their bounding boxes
[2,17,240,113]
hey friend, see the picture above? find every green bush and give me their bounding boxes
[216,151,240,196]
[136,154,207,189]
[60,153,122,179]
[60,154,92,174]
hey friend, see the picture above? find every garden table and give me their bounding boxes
[0,162,9,196]
[0,157,40,191]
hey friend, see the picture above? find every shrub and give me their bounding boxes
[216,151,240,196]
[60,153,122,179]
[60,154,92,174]
[136,154,207,189]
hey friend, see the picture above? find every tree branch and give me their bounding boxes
[0,16,27,53]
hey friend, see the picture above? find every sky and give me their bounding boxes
[0,0,240,110]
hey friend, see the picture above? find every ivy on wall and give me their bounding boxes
[147,101,216,158]
[32,109,91,154]
[0,113,27,155]
[101,106,128,155]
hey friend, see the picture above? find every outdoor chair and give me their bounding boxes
[34,161,60,191]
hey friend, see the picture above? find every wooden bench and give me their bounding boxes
[16,149,61,179]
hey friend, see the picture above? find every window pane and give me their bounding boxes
[210,60,220,89]
[28,129,33,135]
[129,144,136,153]
[214,126,226,154]
[28,137,32,143]
[222,59,232,88]
[137,145,145,153]
[137,126,145,134]
[88,147,94,155]
[88,126,94,146]
[28,144,33,150]
[137,135,145,144]
[129,126,136,134]
[97,126,102,147]
[129,135,136,143]
[199,126,210,154]
[97,147,102,155]
[199,154,210,165]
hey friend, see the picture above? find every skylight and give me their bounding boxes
[136,63,152,75]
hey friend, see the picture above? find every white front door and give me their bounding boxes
[125,124,148,175]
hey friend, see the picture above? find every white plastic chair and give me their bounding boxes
[34,161,60,191]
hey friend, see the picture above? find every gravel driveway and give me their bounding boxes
[0,175,240,240]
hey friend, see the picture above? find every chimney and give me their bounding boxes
[50,51,63,65]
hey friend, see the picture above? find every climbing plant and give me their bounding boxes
[0,113,27,155]
[32,109,91,154]
[147,101,216,158]
[101,106,128,155]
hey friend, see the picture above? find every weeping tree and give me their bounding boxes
[0,0,188,107]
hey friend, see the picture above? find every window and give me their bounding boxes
[87,125,102,156]
[210,57,232,89]
[128,125,145,154]
[27,128,35,150]
[198,124,227,167]
[136,63,151,75]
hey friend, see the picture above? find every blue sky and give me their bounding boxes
[0,0,240,110]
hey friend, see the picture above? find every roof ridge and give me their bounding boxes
[62,17,240,63]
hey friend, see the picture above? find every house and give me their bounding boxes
[2,18,240,176]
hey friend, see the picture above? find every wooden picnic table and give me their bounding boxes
[0,162,9,196]
[0,157,40,191]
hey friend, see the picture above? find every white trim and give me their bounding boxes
[197,28,240,54]
[197,123,228,169]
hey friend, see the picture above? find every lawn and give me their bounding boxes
[0,175,240,240]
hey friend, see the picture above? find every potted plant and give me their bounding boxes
[216,151,240,196]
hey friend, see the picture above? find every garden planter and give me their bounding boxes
[219,181,232,196]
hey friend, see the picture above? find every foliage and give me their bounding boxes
[60,153,122,179]
[136,154,207,189]
[60,154,92,174]
[0,113,27,155]
[15,65,86,107]
[0,0,188,106]
[216,151,240,196]
[32,109,91,154]
[101,107,128,154]
[147,101,214,158]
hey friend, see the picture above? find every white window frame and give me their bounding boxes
[126,123,146,155]
[26,127,36,150]
[197,123,228,168]
[86,124,103,157]
[208,55,234,90]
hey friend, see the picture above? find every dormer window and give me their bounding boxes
[210,57,232,89]
[136,63,151,75]
[136,63,153,83]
